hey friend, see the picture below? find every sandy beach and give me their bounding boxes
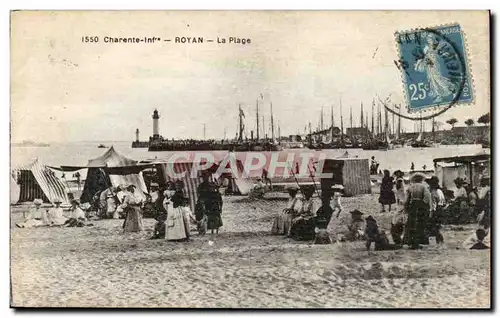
[10,192,490,308]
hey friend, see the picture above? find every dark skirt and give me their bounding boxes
[404,200,430,247]
[290,216,315,241]
[207,212,223,230]
[379,190,396,205]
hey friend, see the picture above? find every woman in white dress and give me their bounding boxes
[165,182,190,242]
[271,185,301,235]
[16,199,48,228]
[49,198,67,226]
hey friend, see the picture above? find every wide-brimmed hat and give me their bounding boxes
[349,209,363,216]
[53,198,63,204]
[33,198,43,205]
[127,184,136,190]
[410,172,427,183]
[426,176,440,188]
[394,170,404,178]
[453,177,465,185]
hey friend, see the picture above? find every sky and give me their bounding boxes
[10,11,490,143]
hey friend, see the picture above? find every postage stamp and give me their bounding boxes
[395,23,474,112]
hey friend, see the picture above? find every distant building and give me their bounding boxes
[451,126,489,136]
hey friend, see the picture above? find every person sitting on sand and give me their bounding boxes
[365,215,401,251]
[16,199,48,228]
[65,199,90,227]
[463,229,490,250]
[250,178,266,199]
[48,198,67,226]
[290,187,316,241]
[463,209,490,250]
[342,209,365,241]
[390,207,406,246]
[271,185,301,236]
[151,213,167,239]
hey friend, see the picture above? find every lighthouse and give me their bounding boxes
[135,128,140,142]
[152,109,160,139]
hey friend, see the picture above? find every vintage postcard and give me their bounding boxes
[10,11,491,308]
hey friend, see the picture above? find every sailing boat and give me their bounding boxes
[411,117,431,148]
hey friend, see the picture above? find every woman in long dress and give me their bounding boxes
[290,187,316,241]
[403,173,432,249]
[121,185,144,233]
[165,182,190,242]
[16,199,47,228]
[379,170,396,213]
[271,185,301,236]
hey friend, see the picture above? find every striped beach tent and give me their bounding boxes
[157,160,204,214]
[11,159,71,205]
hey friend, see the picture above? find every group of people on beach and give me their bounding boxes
[270,166,491,251]
[16,197,88,228]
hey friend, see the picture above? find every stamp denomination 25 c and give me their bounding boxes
[395,24,474,112]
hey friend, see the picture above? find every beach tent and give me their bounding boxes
[433,152,490,191]
[214,152,253,195]
[154,159,207,213]
[50,147,149,203]
[11,159,71,205]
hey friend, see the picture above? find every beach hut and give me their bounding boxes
[11,159,71,205]
[433,152,490,191]
[50,147,149,203]
[319,158,371,197]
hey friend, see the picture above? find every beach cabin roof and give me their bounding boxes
[433,152,490,164]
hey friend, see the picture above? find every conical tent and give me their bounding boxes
[11,159,71,205]
[79,147,148,203]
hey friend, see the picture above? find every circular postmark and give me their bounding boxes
[386,26,469,121]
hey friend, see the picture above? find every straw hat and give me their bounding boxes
[53,198,63,204]
[33,198,43,205]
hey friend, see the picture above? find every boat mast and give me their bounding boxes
[238,104,244,142]
[262,115,266,140]
[397,103,401,139]
[331,105,334,141]
[203,124,206,140]
[349,105,353,138]
[320,107,324,131]
[340,97,344,142]
[371,99,375,138]
[270,102,275,141]
[256,99,260,141]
